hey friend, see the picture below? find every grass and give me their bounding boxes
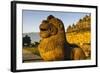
[23,47,40,56]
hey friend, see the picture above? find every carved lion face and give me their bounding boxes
[39,15,64,38]
[38,15,66,61]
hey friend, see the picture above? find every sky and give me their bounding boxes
[22,10,90,33]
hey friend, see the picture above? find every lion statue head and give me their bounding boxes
[38,15,86,61]
[39,15,66,39]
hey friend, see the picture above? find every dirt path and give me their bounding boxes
[22,49,42,62]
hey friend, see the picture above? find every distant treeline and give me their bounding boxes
[23,35,40,47]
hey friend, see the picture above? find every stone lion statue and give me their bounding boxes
[38,15,86,61]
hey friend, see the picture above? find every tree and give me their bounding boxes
[23,35,31,47]
[34,41,39,47]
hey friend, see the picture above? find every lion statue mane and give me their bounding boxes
[38,15,86,61]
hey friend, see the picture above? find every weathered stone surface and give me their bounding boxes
[38,15,86,61]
